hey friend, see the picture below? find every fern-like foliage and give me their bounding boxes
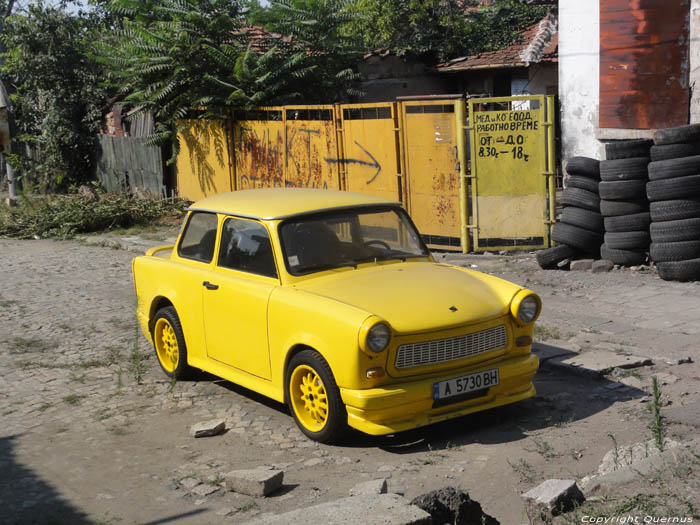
[98,0,311,161]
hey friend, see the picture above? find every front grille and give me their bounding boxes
[395,325,507,369]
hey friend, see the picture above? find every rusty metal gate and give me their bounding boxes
[467,95,556,252]
[337,103,403,203]
[399,98,462,250]
[174,95,556,253]
[231,106,340,191]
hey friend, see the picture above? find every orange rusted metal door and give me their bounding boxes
[400,99,462,250]
[176,120,234,201]
[338,103,403,202]
[284,106,340,189]
[232,108,285,190]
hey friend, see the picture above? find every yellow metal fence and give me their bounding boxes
[175,96,556,253]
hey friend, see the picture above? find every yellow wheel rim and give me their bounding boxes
[289,365,328,432]
[154,318,179,373]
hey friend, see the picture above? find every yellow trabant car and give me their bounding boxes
[133,189,540,443]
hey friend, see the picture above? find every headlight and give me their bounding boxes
[367,323,391,353]
[359,317,392,355]
[517,295,540,323]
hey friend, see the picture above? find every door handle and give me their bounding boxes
[202,281,219,290]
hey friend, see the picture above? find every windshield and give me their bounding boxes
[279,206,429,275]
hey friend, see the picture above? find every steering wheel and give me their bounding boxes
[362,239,391,251]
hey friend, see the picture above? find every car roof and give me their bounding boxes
[188,188,401,220]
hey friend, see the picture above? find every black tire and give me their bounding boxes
[650,218,700,242]
[566,156,600,178]
[600,199,648,217]
[599,157,650,181]
[536,244,579,269]
[286,350,346,443]
[603,212,651,232]
[649,199,700,221]
[605,140,653,160]
[551,222,603,254]
[647,155,700,181]
[566,175,600,194]
[559,187,600,211]
[647,175,700,202]
[656,258,700,281]
[152,306,194,380]
[653,124,700,146]
[600,244,647,266]
[650,143,700,162]
[604,231,650,250]
[650,240,700,262]
[598,180,647,200]
[560,207,604,232]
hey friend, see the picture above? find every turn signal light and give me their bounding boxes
[516,335,533,347]
[366,367,385,379]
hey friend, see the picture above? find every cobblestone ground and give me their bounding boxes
[1,238,699,524]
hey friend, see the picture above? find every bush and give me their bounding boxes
[0,194,187,239]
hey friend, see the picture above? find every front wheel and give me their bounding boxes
[152,306,193,380]
[286,350,346,443]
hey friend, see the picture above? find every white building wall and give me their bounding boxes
[691,0,700,123]
[558,0,604,164]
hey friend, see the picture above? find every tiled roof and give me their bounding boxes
[234,25,294,54]
[437,12,558,72]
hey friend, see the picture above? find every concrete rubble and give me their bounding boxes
[244,493,431,525]
[410,487,499,525]
[349,478,388,496]
[522,479,585,523]
[189,419,226,438]
[224,466,284,497]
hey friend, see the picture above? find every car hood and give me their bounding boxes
[293,262,522,334]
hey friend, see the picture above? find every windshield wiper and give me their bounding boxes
[298,261,358,274]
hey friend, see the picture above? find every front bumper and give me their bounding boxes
[340,353,538,435]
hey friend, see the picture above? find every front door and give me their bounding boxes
[202,216,279,380]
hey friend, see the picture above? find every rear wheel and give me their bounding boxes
[152,306,193,379]
[286,350,346,443]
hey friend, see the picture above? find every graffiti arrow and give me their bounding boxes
[324,141,382,184]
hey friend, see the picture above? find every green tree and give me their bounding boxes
[265,0,364,102]
[99,0,311,161]
[1,1,109,190]
[348,0,553,63]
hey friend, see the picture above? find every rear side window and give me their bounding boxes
[178,212,218,263]
[218,218,277,278]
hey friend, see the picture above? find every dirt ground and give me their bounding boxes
[1,233,699,524]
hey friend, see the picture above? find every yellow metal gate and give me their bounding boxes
[399,98,462,250]
[467,95,556,251]
[338,103,404,202]
[174,96,556,253]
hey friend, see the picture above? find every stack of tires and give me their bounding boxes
[537,156,603,269]
[598,140,653,266]
[648,124,700,281]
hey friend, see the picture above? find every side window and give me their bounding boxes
[218,218,277,278]
[177,212,218,263]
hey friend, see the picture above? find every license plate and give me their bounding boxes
[433,369,499,400]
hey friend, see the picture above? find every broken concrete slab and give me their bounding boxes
[570,259,594,271]
[545,349,653,378]
[581,440,698,494]
[349,478,387,496]
[189,419,226,438]
[597,438,681,476]
[224,467,283,497]
[664,400,700,428]
[592,260,614,273]
[522,479,584,522]
[245,494,431,525]
[410,487,499,525]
